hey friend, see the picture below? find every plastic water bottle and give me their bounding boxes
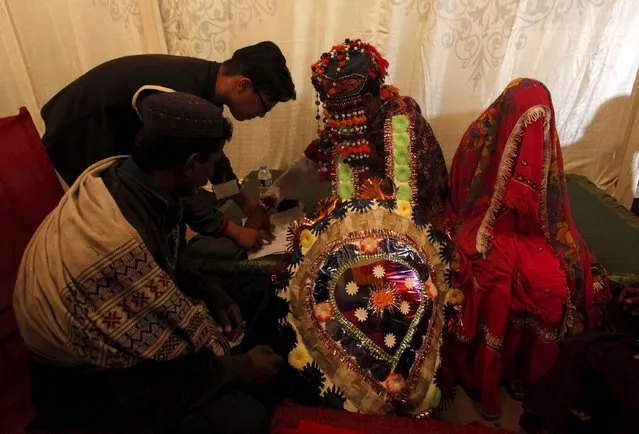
[257,164,272,196]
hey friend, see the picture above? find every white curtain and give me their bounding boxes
[0,0,166,132]
[1,0,638,204]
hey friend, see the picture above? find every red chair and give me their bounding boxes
[0,107,64,434]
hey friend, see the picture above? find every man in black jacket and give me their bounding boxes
[41,41,295,238]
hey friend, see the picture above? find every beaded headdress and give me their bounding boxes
[311,39,390,166]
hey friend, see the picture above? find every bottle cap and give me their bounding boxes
[260,165,268,170]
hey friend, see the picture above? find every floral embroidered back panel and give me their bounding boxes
[272,104,459,416]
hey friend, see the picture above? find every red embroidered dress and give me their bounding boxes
[446,78,610,417]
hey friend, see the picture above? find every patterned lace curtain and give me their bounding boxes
[0,0,166,133]
[1,0,638,204]
[157,0,639,203]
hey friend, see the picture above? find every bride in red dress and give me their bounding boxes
[446,78,610,419]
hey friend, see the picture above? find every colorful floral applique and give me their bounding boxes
[396,200,413,218]
[300,229,317,250]
[354,307,368,323]
[346,281,359,296]
[400,300,411,315]
[368,283,399,317]
[384,333,397,348]
[315,302,334,322]
[289,345,311,370]
[445,288,464,305]
[360,237,380,254]
[384,373,405,394]
[372,265,386,279]
[404,277,416,289]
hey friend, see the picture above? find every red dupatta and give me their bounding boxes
[447,78,609,331]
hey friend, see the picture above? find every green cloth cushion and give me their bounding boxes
[566,174,639,288]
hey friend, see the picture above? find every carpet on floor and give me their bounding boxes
[272,404,514,434]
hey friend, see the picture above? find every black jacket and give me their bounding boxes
[41,54,236,186]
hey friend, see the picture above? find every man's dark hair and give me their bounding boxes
[223,41,296,102]
[132,118,233,172]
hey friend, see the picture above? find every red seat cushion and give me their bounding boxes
[0,107,64,433]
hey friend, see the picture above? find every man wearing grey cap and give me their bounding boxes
[14,92,280,434]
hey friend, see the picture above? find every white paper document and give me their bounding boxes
[212,179,240,199]
[245,206,304,260]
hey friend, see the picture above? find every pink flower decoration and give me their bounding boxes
[314,302,334,322]
[359,237,380,254]
[384,373,406,394]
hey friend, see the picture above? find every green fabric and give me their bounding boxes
[337,158,354,200]
[395,165,410,182]
[394,148,409,166]
[397,185,412,201]
[391,115,410,151]
[339,183,354,199]
[338,160,352,182]
[181,236,276,277]
[566,174,639,288]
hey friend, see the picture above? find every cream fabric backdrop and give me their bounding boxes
[0,0,166,132]
[1,0,638,205]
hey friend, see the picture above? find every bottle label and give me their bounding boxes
[258,178,272,189]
